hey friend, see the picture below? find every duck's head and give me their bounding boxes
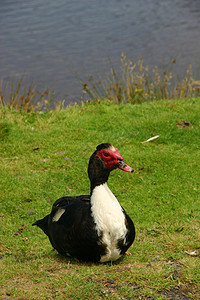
[95,143,133,173]
[88,143,133,190]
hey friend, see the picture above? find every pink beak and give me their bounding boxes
[117,160,134,173]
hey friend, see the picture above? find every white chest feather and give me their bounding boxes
[91,183,127,262]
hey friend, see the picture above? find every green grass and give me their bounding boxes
[0,98,200,299]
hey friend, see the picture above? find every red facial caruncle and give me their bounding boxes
[96,147,133,173]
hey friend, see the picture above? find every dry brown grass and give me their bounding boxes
[81,54,200,104]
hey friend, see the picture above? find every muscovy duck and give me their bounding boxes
[33,143,135,262]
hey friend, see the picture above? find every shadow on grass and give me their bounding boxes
[51,249,127,266]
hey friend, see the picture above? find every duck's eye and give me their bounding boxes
[104,152,109,157]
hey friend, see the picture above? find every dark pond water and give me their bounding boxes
[1,0,200,104]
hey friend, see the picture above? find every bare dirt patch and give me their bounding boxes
[158,284,200,299]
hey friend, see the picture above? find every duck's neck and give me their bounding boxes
[89,171,110,195]
[88,153,111,195]
[91,182,121,208]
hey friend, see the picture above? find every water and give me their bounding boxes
[1,0,200,104]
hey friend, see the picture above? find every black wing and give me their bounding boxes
[117,208,135,255]
[48,195,106,262]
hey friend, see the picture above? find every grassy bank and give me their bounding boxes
[0,98,200,299]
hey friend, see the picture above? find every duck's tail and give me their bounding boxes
[32,215,50,236]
